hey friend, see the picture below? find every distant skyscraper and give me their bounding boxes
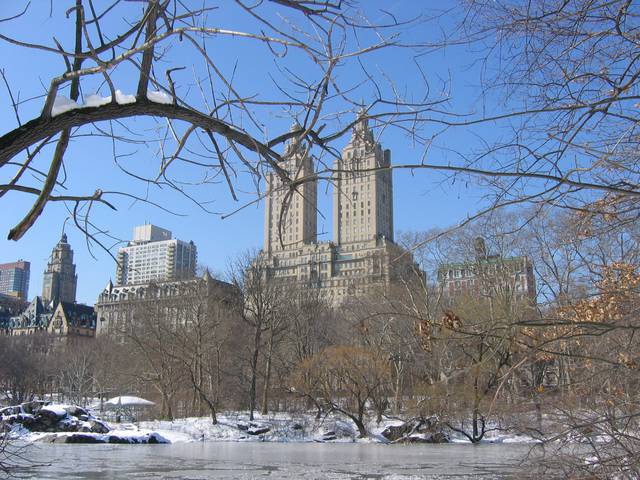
[116,224,197,286]
[260,110,418,305]
[42,233,77,305]
[0,260,30,299]
[264,121,317,254]
[333,107,393,244]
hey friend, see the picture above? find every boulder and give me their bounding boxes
[381,424,412,442]
[64,434,106,444]
[90,419,110,434]
[28,409,63,432]
[319,430,337,441]
[148,433,169,444]
[238,421,270,435]
[20,400,46,415]
[247,427,271,435]
[402,432,449,443]
[108,435,132,444]
[64,406,88,418]
[247,425,270,435]
[381,417,449,444]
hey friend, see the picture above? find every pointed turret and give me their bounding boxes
[42,231,77,305]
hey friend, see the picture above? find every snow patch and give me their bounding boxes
[40,404,69,417]
[147,90,173,104]
[83,93,111,108]
[50,90,136,116]
[51,96,80,116]
[115,90,136,105]
[104,395,155,407]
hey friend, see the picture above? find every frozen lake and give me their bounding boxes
[17,441,540,479]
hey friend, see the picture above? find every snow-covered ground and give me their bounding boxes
[3,401,538,445]
[139,411,539,445]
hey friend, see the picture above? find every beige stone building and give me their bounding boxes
[438,237,536,303]
[333,108,393,245]
[42,233,77,306]
[264,122,317,253]
[260,110,419,304]
[94,271,240,337]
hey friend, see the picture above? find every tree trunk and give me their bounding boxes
[355,401,368,438]
[248,322,263,421]
[261,328,275,415]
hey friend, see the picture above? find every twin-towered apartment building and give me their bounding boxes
[260,109,418,303]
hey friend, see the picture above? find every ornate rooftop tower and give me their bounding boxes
[264,121,317,254]
[42,232,77,305]
[333,108,393,245]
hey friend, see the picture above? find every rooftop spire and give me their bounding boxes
[350,106,373,145]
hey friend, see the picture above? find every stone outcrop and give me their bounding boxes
[381,417,449,444]
[0,402,168,444]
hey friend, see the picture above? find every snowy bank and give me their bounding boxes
[0,402,173,445]
[140,412,535,445]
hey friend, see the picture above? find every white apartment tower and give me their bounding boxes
[333,108,394,244]
[263,122,317,254]
[116,225,197,286]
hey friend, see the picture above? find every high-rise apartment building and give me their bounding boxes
[0,260,30,300]
[333,108,393,244]
[260,111,419,304]
[42,233,77,305]
[115,224,197,286]
[264,122,317,254]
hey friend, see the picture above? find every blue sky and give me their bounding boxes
[0,2,501,303]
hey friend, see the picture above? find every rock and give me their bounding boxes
[320,430,337,441]
[237,422,249,431]
[429,432,449,443]
[108,435,132,444]
[64,406,88,418]
[64,434,106,444]
[57,417,82,432]
[403,432,449,443]
[20,400,47,415]
[381,424,412,442]
[90,419,110,434]
[0,406,21,417]
[28,409,64,432]
[148,433,169,444]
[291,423,304,431]
[381,417,449,444]
[36,434,59,443]
[247,425,270,435]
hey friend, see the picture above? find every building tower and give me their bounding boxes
[264,121,317,254]
[333,108,394,245]
[115,224,197,286]
[0,260,30,300]
[42,233,77,305]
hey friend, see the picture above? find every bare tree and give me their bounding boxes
[228,250,285,420]
[124,293,186,420]
[166,273,241,423]
[0,1,439,246]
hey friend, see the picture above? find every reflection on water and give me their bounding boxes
[20,441,541,479]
